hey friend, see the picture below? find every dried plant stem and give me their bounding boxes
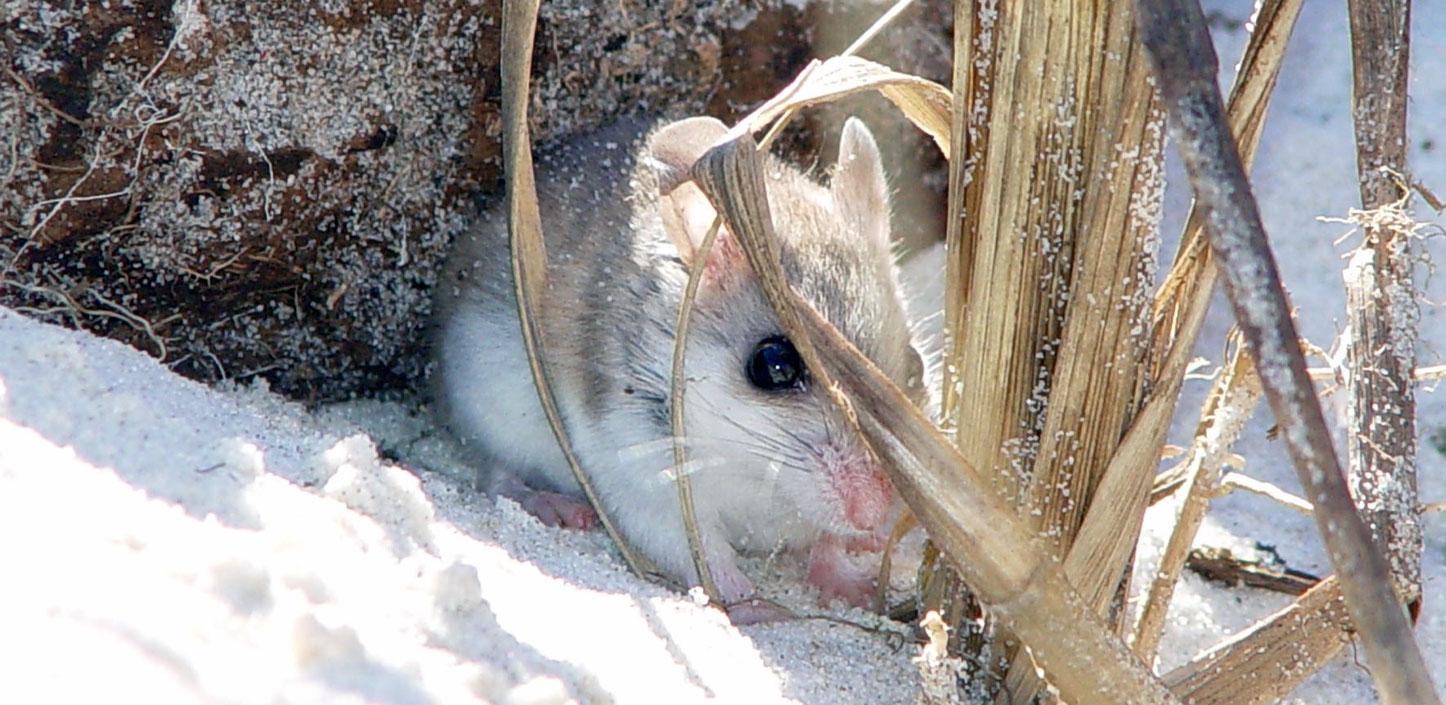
[1312,364,1446,382]
[1153,467,1316,515]
[841,0,918,57]
[669,218,726,603]
[1185,546,1320,596]
[1135,0,1441,702]
[1162,578,1352,705]
[500,0,652,579]
[1150,0,1301,378]
[936,2,1170,700]
[1344,0,1421,610]
[691,133,1184,705]
[1219,472,1314,515]
[1132,337,1263,660]
[1008,1,1302,700]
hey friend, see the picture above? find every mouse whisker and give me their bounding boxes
[617,435,763,461]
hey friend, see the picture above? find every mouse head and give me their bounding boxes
[645,116,927,543]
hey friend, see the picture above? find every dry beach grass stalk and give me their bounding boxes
[1132,333,1264,660]
[1128,0,1304,664]
[1342,0,1422,612]
[936,1,1168,700]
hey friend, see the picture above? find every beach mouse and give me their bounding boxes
[431,114,932,618]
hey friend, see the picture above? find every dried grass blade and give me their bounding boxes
[1134,1,1441,702]
[731,56,951,154]
[1162,578,1353,705]
[500,0,652,578]
[668,217,725,603]
[1131,335,1264,659]
[1218,472,1314,514]
[917,0,984,677]
[798,285,1184,705]
[1343,0,1422,611]
[1150,0,1302,379]
[689,133,1184,705]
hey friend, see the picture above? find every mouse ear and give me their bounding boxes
[647,116,729,194]
[646,117,735,267]
[832,118,891,247]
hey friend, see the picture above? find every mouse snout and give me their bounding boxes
[832,457,894,533]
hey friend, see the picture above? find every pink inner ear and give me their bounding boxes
[696,228,750,288]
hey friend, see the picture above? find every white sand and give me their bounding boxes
[2,0,1443,702]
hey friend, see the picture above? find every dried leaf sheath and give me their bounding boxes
[935,2,1169,700]
[1162,578,1354,705]
[499,0,652,578]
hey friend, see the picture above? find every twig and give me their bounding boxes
[1132,336,1263,659]
[1309,364,1446,381]
[1219,472,1314,515]
[500,0,653,579]
[841,0,918,57]
[1343,0,1422,611]
[1134,1,1441,703]
[1186,546,1321,596]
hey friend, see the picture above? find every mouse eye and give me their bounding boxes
[746,335,806,391]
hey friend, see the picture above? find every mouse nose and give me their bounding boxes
[839,463,893,532]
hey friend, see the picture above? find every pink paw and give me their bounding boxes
[808,563,877,608]
[845,531,887,554]
[808,535,879,609]
[726,599,795,625]
[520,491,598,530]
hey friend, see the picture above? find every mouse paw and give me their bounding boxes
[725,598,795,625]
[807,536,878,609]
[519,491,598,530]
[844,531,887,554]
